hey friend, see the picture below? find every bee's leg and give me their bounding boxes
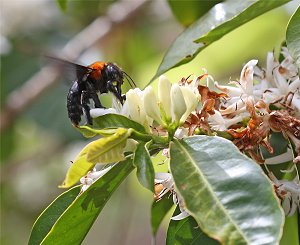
[81,90,93,125]
[86,82,103,108]
[90,92,102,108]
[107,81,124,104]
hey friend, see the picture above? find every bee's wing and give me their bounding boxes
[44,56,93,82]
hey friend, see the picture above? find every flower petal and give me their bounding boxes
[144,86,164,125]
[126,89,146,125]
[158,75,172,120]
[171,210,190,220]
[90,108,117,118]
[239,59,258,95]
[180,86,199,124]
[171,84,187,123]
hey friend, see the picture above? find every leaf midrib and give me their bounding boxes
[172,139,250,244]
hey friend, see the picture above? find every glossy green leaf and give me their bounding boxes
[56,0,68,11]
[60,143,95,188]
[76,126,117,138]
[61,128,131,188]
[168,0,222,27]
[151,195,174,236]
[29,186,80,245]
[151,0,290,82]
[167,207,219,245]
[41,159,134,244]
[170,136,284,245]
[86,128,131,163]
[93,114,147,133]
[133,142,155,192]
[261,132,289,159]
[286,6,300,69]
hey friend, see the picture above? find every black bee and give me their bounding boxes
[49,58,135,126]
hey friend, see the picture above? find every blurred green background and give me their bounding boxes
[0,0,296,244]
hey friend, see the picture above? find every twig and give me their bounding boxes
[0,0,148,132]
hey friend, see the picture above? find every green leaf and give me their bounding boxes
[151,195,174,236]
[61,128,131,188]
[86,128,131,163]
[41,159,134,244]
[93,114,147,133]
[60,144,95,188]
[286,6,300,69]
[56,0,68,11]
[168,0,222,27]
[167,207,219,245]
[151,0,291,82]
[133,142,155,192]
[29,186,80,245]
[170,136,284,245]
[280,213,299,245]
[261,132,289,159]
[76,126,117,138]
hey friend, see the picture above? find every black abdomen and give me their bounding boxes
[67,81,83,125]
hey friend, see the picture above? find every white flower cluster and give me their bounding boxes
[123,75,200,131]
[211,49,300,130]
[91,75,200,133]
[88,47,300,217]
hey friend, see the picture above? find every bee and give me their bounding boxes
[48,57,135,126]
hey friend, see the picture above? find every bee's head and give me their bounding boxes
[105,63,136,104]
[106,63,124,84]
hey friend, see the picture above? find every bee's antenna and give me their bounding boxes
[123,71,136,88]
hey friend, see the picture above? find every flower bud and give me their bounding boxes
[171,84,186,123]
[158,75,172,121]
[179,86,199,124]
[144,86,164,125]
[126,89,146,125]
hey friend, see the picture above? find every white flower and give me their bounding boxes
[215,60,258,99]
[264,149,293,165]
[179,86,199,124]
[155,173,174,193]
[260,74,300,111]
[91,75,200,131]
[170,84,187,124]
[237,59,258,96]
[125,89,146,123]
[155,172,190,220]
[121,88,154,131]
[90,88,154,130]
[174,128,188,139]
[158,75,172,121]
[144,86,165,126]
[254,49,300,114]
[212,49,300,132]
[90,108,118,118]
[208,110,244,130]
[158,75,200,126]
[215,60,258,117]
[171,194,190,221]
[80,166,112,193]
[269,172,300,216]
[279,47,299,80]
